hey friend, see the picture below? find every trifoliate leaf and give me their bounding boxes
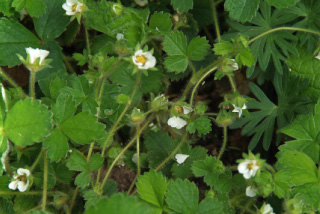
[0,18,40,67]
[171,0,193,13]
[136,170,167,208]
[84,194,149,214]
[43,128,69,162]
[75,171,91,188]
[165,179,199,214]
[224,0,259,23]
[187,36,210,61]
[66,150,87,171]
[4,98,53,147]
[26,0,46,18]
[187,116,212,135]
[88,154,104,171]
[149,12,172,33]
[266,0,300,8]
[61,112,105,144]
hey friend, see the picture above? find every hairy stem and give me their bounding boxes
[29,70,36,100]
[30,150,44,172]
[211,0,221,42]
[217,125,227,160]
[42,150,48,211]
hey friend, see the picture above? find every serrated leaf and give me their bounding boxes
[43,128,68,162]
[187,37,210,61]
[149,11,172,33]
[266,0,300,8]
[61,112,105,144]
[224,0,259,23]
[197,198,224,214]
[163,55,188,73]
[26,0,46,17]
[84,194,149,214]
[171,0,193,13]
[12,0,26,11]
[66,150,87,171]
[187,116,212,134]
[49,76,67,100]
[75,171,91,188]
[0,18,40,67]
[292,183,320,210]
[52,94,77,125]
[88,154,104,171]
[163,31,187,56]
[4,98,53,147]
[33,0,69,41]
[213,41,233,55]
[136,170,167,208]
[166,179,198,214]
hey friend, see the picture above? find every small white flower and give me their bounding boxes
[116,33,124,41]
[167,116,187,129]
[232,104,247,118]
[175,154,189,164]
[238,159,259,179]
[261,204,275,214]
[26,48,49,66]
[132,153,137,164]
[134,0,148,7]
[245,186,257,197]
[132,49,156,70]
[62,0,83,16]
[182,106,193,114]
[231,59,239,70]
[8,168,31,192]
[315,52,320,60]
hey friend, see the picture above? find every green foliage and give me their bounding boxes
[66,150,87,171]
[171,0,193,13]
[225,0,259,23]
[266,0,301,8]
[43,128,69,162]
[149,12,172,33]
[26,0,46,18]
[187,116,212,134]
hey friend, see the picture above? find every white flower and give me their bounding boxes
[116,33,124,40]
[62,0,83,16]
[232,104,247,118]
[132,153,137,164]
[183,106,193,114]
[134,0,148,7]
[167,116,187,129]
[231,59,239,70]
[315,51,320,60]
[8,168,31,192]
[238,159,259,179]
[261,204,275,214]
[245,186,257,197]
[132,50,156,70]
[175,154,189,164]
[26,48,49,66]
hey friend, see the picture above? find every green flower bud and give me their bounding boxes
[112,3,123,16]
[130,108,145,124]
[215,109,234,127]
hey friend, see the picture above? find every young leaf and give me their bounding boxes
[187,116,212,134]
[61,112,105,144]
[225,0,260,23]
[171,0,193,13]
[136,170,167,208]
[43,128,69,162]
[0,18,40,67]
[187,36,210,61]
[66,150,87,171]
[165,179,199,214]
[33,0,69,41]
[4,98,53,147]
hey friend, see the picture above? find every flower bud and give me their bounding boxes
[130,108,145,124]
[112,3,123,16]
[215,109,234,127]
[150,94,168,111]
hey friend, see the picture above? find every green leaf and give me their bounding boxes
[163,31,187,56]
[12,0,26,11]
[136,170,167,208]
[171,0,193,13]
[213,41,233,55]
[149,11,172,33]
[52,94,77,125]
[84,194,149,214]
[0,197,14,214]
[197,198,224,214]
[293,183,320,210]
[75,171,91,188]
[0,18,40,67]
[275,150,318,186]
[53,163,74,184]
[49,76,67,100]
[61,112,105,145]
[13,196,40,213]
[166,179,199,214]
[266,0,300,8]
[187,116,212,135]
[66,150,87,171]
[43,128,69,162]
[26,0,46,17]
[88,154,104,171]
[163,55,188,73]
[224,0,259,23]
[4,98,53,147]
[33,0,70,41]
[187,37,210,61]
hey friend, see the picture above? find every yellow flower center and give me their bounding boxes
[248,162,257,170]
[136,55,147,65]
[18,175,27,183]
[175,106,183,114]
[72,4,78,12]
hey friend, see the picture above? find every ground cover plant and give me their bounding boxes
[0,0,320,213]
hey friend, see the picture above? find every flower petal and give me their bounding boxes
[17,168,31,177]
[8,180,18,190]
[175,154,189,164]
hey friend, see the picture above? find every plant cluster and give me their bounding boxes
[0,0,320,213]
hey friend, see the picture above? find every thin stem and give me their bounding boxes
[84,25,91,61]
[136,126,141,178]
[155,132,188,171]
[188,59,197,75]
[189,67,217,106]
[30,150,44,172]
[211,0,221,42]
[25,204,42,213]
[42,150,48,211]
[248,27,320,45]
[99,115,155,192]
[63,56,76,74]
[227,74,237,93]
[87,142,95,163]
[68,186,80,214]
[29,70,36,100]
[0,68,26,98]
[128,174,138,194]
[217,125,227,160]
